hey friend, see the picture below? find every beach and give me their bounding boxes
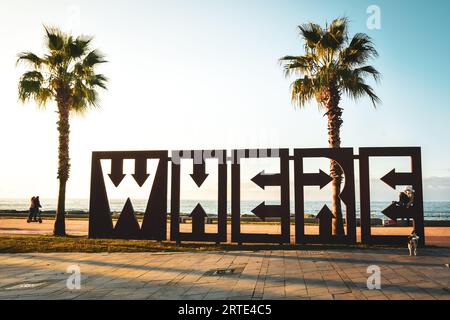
[2,199,450,220]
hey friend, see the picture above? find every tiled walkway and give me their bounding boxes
[1,248,449,300]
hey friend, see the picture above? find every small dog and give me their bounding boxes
[408,231,420,256]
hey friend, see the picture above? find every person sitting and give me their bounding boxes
[404,187,415,208]
[393,187,415,208]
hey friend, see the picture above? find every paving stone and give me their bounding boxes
[309,294,334,300]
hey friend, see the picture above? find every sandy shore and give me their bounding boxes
[1,218,449,247]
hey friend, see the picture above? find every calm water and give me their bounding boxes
[1,198,449,220]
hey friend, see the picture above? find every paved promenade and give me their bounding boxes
[1,248,449,300]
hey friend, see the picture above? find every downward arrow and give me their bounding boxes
[132,157,150,187]
[251,171,281,190]
[108,158,126,187]
[302,170,333,189]
[251,202,281,221]
[380,169,415,190]
[190,160,209,187]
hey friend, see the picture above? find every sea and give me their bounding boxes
[1,198,449,220]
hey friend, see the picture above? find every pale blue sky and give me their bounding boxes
[0,0,449,201]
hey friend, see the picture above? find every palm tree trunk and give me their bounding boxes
[325,83,345,236]
[54,95,70,237]
[54,179,67,236]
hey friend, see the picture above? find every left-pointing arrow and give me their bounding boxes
[380,169,415,190]
[108,158,126,187]
[132,157,150,187]
[382,203,416,222]
[251,202,281,221]
[251,171,281,190]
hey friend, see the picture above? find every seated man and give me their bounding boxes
[394,187,415,208]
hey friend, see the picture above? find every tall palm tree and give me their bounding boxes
[280,17,380,236]
[17,26,108,236]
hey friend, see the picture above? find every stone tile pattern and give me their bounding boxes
[0,248,449,300]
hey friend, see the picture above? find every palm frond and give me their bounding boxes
[298,23,323,49]
[340,71,381,108]
[72,80,100,113]
[328,17,349,43]
[290,76,316,108]
[83,50,107,67]
[20,71,44,81]
[339,33,378,66]
[44,25,65,51]
[16,52,43,68]
[318,17,348,53]
[280,55,316,78]
[87,74,108,90]
[18,76,52,106]
[68,36,93,59]
[45,53,65,67]
[354,65,381,83]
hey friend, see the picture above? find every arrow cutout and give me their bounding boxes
[251,171,282,190]
[380,169,415,190]
[251,202,282,221]
[302,170,333,189]
[132,157,150,187]
[108,158,126,187]
[382,203,417,222]
[190,159,209,188]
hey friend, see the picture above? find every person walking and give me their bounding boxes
[34,196,42,223]
[27,196,36,223]
[27,196,42,223]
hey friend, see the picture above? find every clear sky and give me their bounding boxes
[0,0,449,202]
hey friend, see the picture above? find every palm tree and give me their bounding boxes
[17,26,108,236]
[280,17,380,236]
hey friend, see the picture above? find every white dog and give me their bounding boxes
[408,232,420,256]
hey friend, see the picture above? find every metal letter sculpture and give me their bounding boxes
[294,148,356,244]
[170,150,227,243]
[89,151,168,240]
[359,147,425,245]
[231,149,290,244]
[88,147,425,246]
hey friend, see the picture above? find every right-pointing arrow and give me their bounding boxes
[108,158,126,187]
[302,170,333,189]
